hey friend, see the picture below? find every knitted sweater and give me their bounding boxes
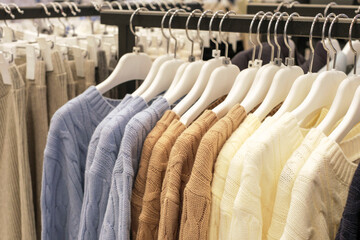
[1,65,37,240]
[78,97,148,240]
[64,60,76,100]
[25,61,48,238]
[137,119,186,240]
[281,134,360,240]
[100,97,170,240]
[179,104,246,240]
[41,86,119,240]
[85,94,132,172]
[131,110,180,240]
[158,110,218,240]
[336,163,360,239]
[230,109,327,240]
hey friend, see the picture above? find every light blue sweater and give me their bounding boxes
[85,94,133,171]
[78,96,148,240]
[100,97,170,240]
[41,87,121,240]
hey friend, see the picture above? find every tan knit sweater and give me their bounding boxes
[179,104,246,240]
[0,65,36,240]
[131,110,179,240]
[46,51,68,122]
[70,60,86,96]
[85,60,96,89]
[137,119,186,240]
[158,110,218,240]
[25,61,48,239]
[64,60,76,100]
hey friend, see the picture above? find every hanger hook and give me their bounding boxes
[322,13,336,70]
[153,0,165,11]
[349,14,360,75]
[7,3,24,15]
[288,1,299,9]
[186,9,202,62]
[124,2,133,10]
[161,9,177,54]
[91,2,101,12]
[130,8,148,49]
[63,2,76,16]
[147,1,157,10]
[197,10,212,60]
[324,2,337,16]
[169,9,186,58]
[249,11,264,62]
[71,2,81,13]
[54,2,67,17]
[160,0,171,10]
[329,14,348,70]
[257,12,273,60]
[283,12,299,62]
[0,3,14,19]
[132,1,141,10]
[219,10,236,63]
[111,1,123,10]
[274,2,286,13]
[38,3,51,16]
[274,12,289,60]
[100,2,113,10]
[209,10,224,52]
[267,12,281,62]
[308,13,323,73]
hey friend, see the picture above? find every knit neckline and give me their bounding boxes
[241,113,261,130]
[161,110,180,123]
[148,97,170,116]
[83,86,122,121]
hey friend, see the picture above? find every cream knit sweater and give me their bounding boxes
[230,109,328,240]
[281,134,360,240]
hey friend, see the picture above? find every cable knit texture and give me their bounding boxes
[78,97,148,240]
[137,119,186,240]
[131,110,180,240]
[1,65,37,240]
[46,50,68,122]
[100,97,170,240]
[230,109,327,240]
[179,104,246,240]
[25,61,48,238]
[336,163,360,239]
[85,94,132,172]
[41,86,119,240]
[281,134,360,240]
[158,110,218,240]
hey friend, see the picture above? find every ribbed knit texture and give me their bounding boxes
[218,114,264,240]
[137,119,186,240]
[70,59,86,96]
[64,60,76,99]
[85,94,132,172]
[0,65,37,240]
[46,50,68,122]
[131,110,180,240]
[230,109,327,240]
[25,61,48,239]
[78,97,148,240]
[336,164,360,239]
[158,110,218,240]
[179,104,246,240]
[281,134,360,240]
[41,86,119,240]
[100,97,170,240]
[85,60,96,89]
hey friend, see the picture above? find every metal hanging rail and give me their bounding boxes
[100,10,360,57]
[247,3,360,17]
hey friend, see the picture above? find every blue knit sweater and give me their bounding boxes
[336,163,360,240]
[100,97,170,240]
[85,94,132,172]
[41,87,120,240]
[78,97,148,240]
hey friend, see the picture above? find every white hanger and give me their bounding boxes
[291,13,347,125]
[240,11,285,114]
[180,11,240,126]
[133,10,176,96]
[172,10,225,117]
[213,11,275,118]
[273,13,324,120]
[163,9,205,105]
[327,14,360,143]
[96,8,152,95]
[253,12,304,121]
[140,9,186,102]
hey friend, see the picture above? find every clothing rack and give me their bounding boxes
[100,9,360,57]
[247,3,360,17]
